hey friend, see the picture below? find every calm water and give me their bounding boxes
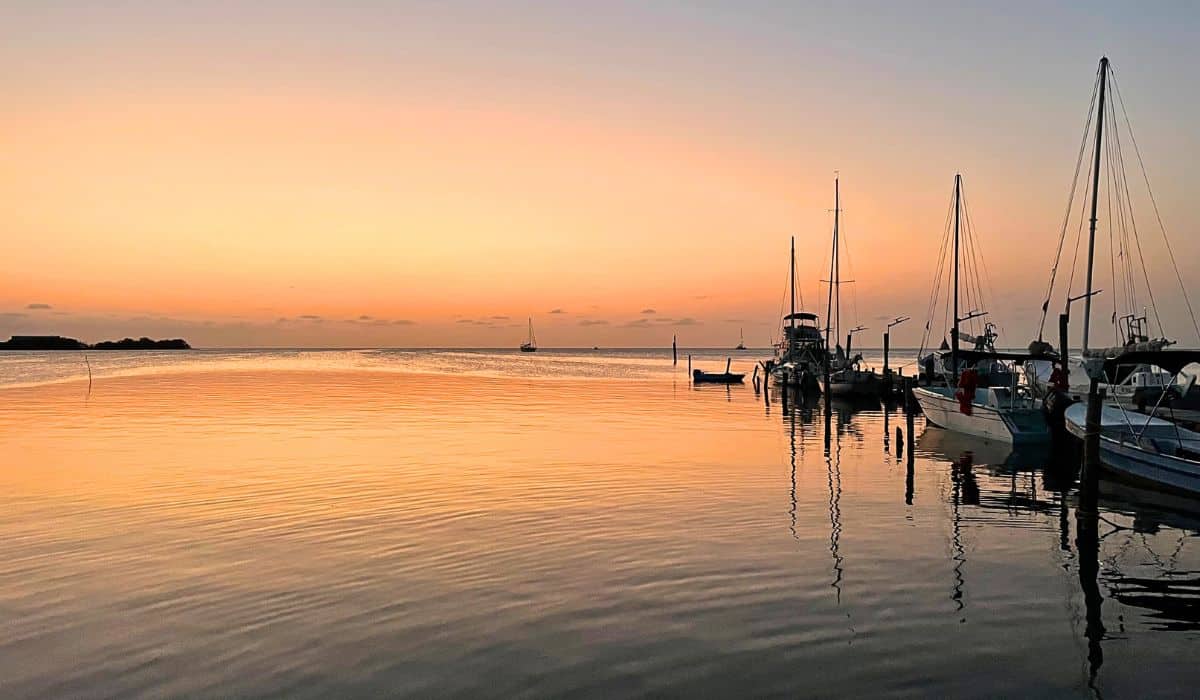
[1,349,1198,698]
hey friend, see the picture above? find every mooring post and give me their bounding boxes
[1058,312,1070,384]
[687,354,691,375]
[673,335,678,366]
[883,329,890,379]
[1082,379,1105,499]
[905,385,915,454]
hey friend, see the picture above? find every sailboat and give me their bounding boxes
[1043,57,1200,495]
[519,317,537,352]
[1026,56,1190,412]
[735,328,747,351]
[823,177,880,397]
[769,236,825,393]
[912,174,1050,444]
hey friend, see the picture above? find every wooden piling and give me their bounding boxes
[1082,380,1105,505]
[1058,313,1070,383]
[687,354,692,375]
[673,335,678,366]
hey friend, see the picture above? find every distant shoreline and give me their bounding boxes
[0,335,191,351]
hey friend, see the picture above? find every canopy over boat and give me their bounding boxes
[1094,350,1200,377]
[939,349,1043,365]
[785,312,819,322]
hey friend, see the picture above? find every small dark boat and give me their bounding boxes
[693,358,745,384]
[693,369,745,384]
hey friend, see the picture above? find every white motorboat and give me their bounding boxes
[913,384,1050,444]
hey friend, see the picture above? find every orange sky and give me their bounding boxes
[3,3,1198,347]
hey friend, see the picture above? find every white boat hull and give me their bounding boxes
[913,386,1049,445]
[1065,403,1200,497]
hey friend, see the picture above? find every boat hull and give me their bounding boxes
[693,371,745,384]
[912,386,1049,445]
[1064,406,1200,497]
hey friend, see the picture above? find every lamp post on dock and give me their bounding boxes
[883,316,910,381]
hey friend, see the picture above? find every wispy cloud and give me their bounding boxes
[677,317,701,326]
[490,315,510,320]
[298,314,322,321]
[358,315,373,321]
[548,308,566,314]
[579,319,609,326]
[640,308,656,315]
[26,303,52,310]
[621,318,651,328]
[392,319,415,325]
[0,312,28,319]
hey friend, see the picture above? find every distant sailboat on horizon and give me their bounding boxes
[520,317,537,352]
[736,328,747,351]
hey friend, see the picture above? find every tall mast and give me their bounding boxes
[789,236,796,332]
[834,177,840,346]
[824,178,838,356]
[1082,56,1109,353]
[952,173,961,384]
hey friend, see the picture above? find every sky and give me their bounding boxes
[2,1,1198,348]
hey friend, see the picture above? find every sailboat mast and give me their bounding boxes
[789,236,796,332]
[1082,56,1109,353]
[834,178,840,346]
[952,173,961,384]
[824,179,838,356]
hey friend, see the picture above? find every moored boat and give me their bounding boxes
[913,384,1050,444]
[1065,401,1200,496]
[693,369,746,384]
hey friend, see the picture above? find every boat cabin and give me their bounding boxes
[783,312,823,343]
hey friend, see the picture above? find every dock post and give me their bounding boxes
[1082,379,1105,499]
[905,379,915,454]
[687,354,691,375]
[673,335,678,366]
[883,330,890,382]
[1058,313,1070,384]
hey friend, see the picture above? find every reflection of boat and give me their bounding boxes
[520,317,537,352]
[916,425,1049,469]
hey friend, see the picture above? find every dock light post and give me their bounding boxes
[1061,290,1103,383]
[883,316,910,379]
[845,325,867,362]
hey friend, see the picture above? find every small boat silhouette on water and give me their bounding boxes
[693,358,745,384]
[520,317,537,352]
